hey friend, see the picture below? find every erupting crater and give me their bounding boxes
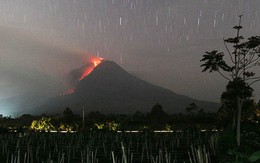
[61,56,103,96]
[79,57,103,80]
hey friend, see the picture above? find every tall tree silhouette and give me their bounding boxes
[200,15,260,147]
[147,103,169,129]
[63,107,74,124]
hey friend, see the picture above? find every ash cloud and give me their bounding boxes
[0,26,94,115]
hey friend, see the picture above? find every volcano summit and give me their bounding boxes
[38,60,218,114]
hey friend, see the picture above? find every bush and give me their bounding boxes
[217,123,260,162]
[217,129,237,162]
[0,127,8,134]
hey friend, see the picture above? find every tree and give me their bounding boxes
[253,100,260,122]
[86,111,106,123]
[147,103,169,129]
[63,107,74,124]
[200,15,260,147]
[186,102,198,115]
[132,111,144,122]
[149,103,169,121]
[19,114,35,126]
[220,79,253,128]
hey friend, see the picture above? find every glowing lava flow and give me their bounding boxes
[79,57,103,80]
[61,57,103,96]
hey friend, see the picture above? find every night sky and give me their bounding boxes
[0,0,259,115]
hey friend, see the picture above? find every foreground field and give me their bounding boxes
[0,130,218,163]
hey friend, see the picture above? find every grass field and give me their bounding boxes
[0,129,218,163]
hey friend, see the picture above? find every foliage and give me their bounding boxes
[59,123,78,132]
[222,79,253,100]
[218,123,260,162]
[219,79,254,127]
[63,107,75,124]
[18,114,35,126]
[248,151,260,162]
[146,103,170,129]
[241,123,260,152]
[226,149,260,163]
[1,110,219,133]
[200,16,260,147]
[253,105,260,123]
[94,121,120,131]
[95,123,105,130]
[164,123,172,131]
[218,130,237,160]
[189,145,212,163]
[107,121,120,131]
[30,117,55,132]
[253,104,260,123]
[0,127,8,134]
[0,129,219,162]
[148,103,168,120]
[201,50,231,73]
[200,27,260,83]
[85,111,106,125]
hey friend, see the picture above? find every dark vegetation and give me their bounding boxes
[200,15,260,162]
[0,103,217,132]
[0,100,259,162]
[0,103,220,163]
[0,129,219,163]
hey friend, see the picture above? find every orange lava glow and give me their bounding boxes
[60,56,103,96]
[79,57,103,80]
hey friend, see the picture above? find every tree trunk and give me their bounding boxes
[236,97,243,147]
[232,112,236,130]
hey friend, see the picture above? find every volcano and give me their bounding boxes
[39,61,219,114]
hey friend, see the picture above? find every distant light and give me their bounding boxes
[117,130,218,133]
[117,130,174,133]
[154,130,173,133]
[119,131,139,133]
[60,130,76,133]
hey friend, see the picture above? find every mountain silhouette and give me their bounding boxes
[40,60,219,114]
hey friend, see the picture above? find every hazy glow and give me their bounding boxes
[61,87,75,96]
